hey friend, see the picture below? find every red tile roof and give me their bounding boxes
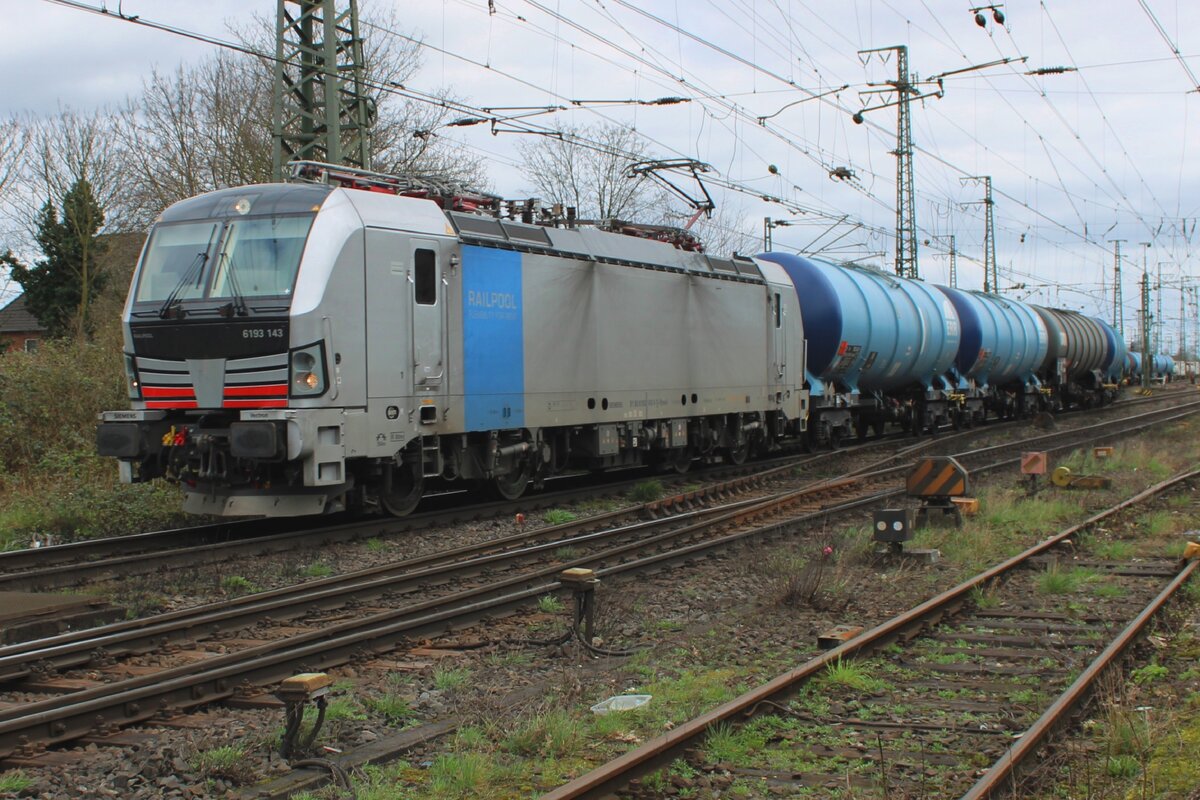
[0,294,45,334]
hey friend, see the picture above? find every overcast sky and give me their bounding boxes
[3,0,1198,349]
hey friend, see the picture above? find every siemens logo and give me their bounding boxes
[467,290,518,310]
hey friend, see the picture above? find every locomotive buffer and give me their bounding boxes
[906,456,969,528]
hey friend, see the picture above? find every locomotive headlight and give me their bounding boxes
[289,343,327,397]
[124,353,141,400]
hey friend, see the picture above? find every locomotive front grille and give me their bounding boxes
[136,352,290,410]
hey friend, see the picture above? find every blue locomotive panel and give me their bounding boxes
[462,245,525,430]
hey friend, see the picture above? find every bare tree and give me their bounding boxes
[517,122,673,222]
[116,5,488,227]
[0,115,26,199]
[5,108,130,240]
[118,52,273,227]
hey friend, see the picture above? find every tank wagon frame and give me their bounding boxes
[98,162,807,517]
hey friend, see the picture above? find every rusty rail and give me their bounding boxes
[541,468,1200,800]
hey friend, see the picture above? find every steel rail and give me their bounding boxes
[0,387,1182,586]
[3,400,1172,677]
[540,468,1200,800]
[0,403,1192,760]
[960,558,1200,799]
[0,441,879,593]
[0,493,772,680]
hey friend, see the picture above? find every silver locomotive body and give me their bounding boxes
[98,177,806,516]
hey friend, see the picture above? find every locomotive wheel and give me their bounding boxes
[725,442,750,465]
[491,464,531,501]
[671,449,693,474]
[381,460,423,517]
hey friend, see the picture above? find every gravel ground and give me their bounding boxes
[4,409,1198,799]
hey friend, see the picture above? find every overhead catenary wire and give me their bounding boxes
[33,0,1193,321]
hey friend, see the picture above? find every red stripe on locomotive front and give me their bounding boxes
[223,384,289,397]
[145,400,199,409]
[141,386,196,398]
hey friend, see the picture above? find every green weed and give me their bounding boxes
[1106,754,1140,778]
[543,509,578,525]
[190,745,254,783]
[1038,565,1099,594]
[0,770,34,793]
[1091,540,1134,560]
[629,480,664,503]
[820,658,887,693]
[505,710,582,758]
[300,561,334,578]
[365,692,414,724]
[220,575,258,595]
[1131,663,1168,685]
[428,752,492,795]
[537,594,565,614]
[433,666,471,692]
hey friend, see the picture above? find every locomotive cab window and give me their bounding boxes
[414,249,437,305]
[774,293,781,328]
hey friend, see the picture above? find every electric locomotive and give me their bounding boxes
[97,162,807,517]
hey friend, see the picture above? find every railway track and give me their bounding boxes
[0,396,1193,769]
[542,476,1200,799]
[1,386,1189,595]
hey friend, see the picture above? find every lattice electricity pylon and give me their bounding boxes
[1141,269,1153,389]
[855,46,928,280]
[271,0,374,180]
[854,52,1022,282]
[1110,239,1126,338]
[961,176,997,293]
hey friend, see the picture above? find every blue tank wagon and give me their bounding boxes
[936,287,1049,422]
[758,253,961,444]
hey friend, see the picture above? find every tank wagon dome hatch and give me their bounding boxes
[757,252,960,395]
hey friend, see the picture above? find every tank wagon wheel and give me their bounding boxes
[381,459,424,517]
[491,464,531,501]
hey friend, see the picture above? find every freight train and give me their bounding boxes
[1126,352,1177,383]
[762,253,1128,447]
[96,162,1135,517]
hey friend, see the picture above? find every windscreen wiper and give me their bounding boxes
[216,248,249,317]
[158,227,218,319]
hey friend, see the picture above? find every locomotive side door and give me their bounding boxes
[410,238,448,401]
[365,227,411,400]
[771,289,786,389]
